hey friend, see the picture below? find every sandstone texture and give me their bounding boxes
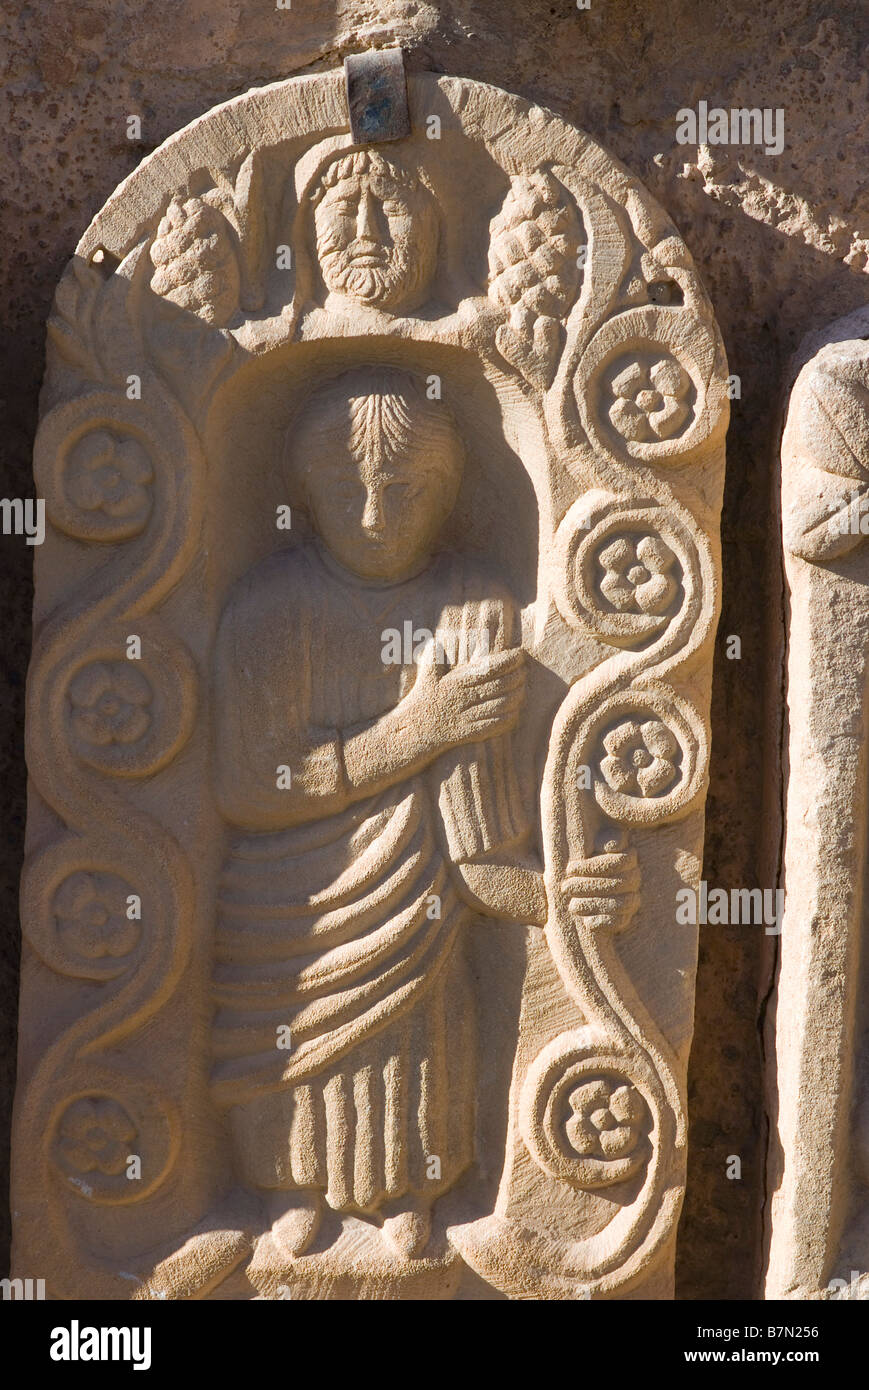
[3,0,869,1298]
[771,307,869,1299]
[12,60,726,1299]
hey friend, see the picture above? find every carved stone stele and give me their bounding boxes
[770,308,869,1299]
[13,61,727,1300]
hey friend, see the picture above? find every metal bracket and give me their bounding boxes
[344,48,410,144]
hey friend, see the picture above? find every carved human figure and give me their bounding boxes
[204,364,643,1285]
[303,149,439,313]
[211,367,544,1262]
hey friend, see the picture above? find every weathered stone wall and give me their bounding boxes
[3,0,868,1297]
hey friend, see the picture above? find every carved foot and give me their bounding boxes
[270,1191,323,1258]
[132,1187,261,1300]
[382,1197,432,1259]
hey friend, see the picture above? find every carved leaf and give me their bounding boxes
[226,151,267,310]
[49,250,146,389]
[145,296,235,417]
[47,259,105,377]
[794,358,869,482]
[783,476,869,563]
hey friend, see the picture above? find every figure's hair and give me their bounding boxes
[308,149,426,207]
[288,367,464,494]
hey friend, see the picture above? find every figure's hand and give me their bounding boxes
[400,642,527,755]
[561,851,641,934]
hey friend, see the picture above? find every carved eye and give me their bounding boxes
[389,480,425,510]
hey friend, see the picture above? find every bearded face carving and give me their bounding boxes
[310,150,439,313]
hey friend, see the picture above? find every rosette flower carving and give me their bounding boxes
[520,1033,653,1190]
[52,871,139,960]
[598,534,678,615]
[65,429,153,523]
[564,1078,647,1163]
[60,630,196,778]
[573,306,728,466]
[606,355,686,442]
[68,663,152,748]
[150,195,240,326]
[56,1098,136,1178]
[35,390,202,545]
[600,719,679,797]
[488,170,582,388]
[608,357,691,442]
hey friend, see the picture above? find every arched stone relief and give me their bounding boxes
[13,56,727,1300]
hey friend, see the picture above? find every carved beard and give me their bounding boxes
[316,232,414,308]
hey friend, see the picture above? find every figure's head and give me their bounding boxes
[290,367,464,582]
[308,150,438,312]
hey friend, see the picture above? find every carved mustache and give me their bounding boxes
[336,241,390,263]
[319,231,391,263]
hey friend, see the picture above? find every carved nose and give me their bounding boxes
[356,188,378,239]
[361,489,385,532]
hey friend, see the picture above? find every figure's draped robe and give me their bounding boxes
[210,544,527,1216]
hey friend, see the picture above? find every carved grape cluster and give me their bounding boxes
[150,196,240,326]
[488,170,582,322]
[488,170,583,387]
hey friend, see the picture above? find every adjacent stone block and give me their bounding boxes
[769,308,869,1299]
[12,59,727,1299]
